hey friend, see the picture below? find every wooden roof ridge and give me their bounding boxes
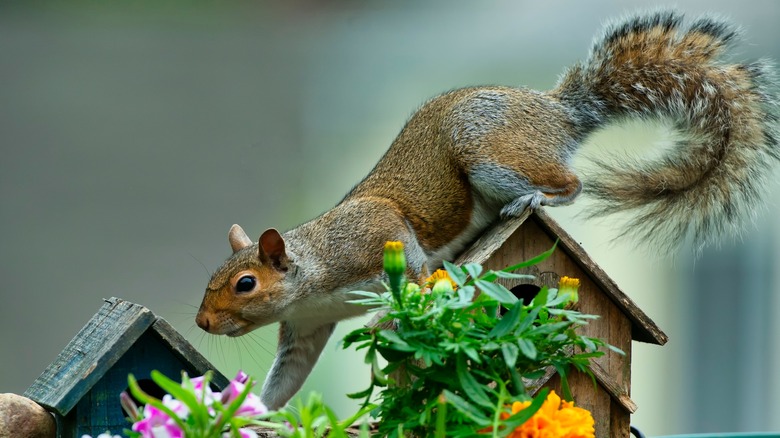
[24,297,228,416]
[454,208,668,346]
[525,361,638,414]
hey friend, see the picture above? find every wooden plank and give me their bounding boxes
[608,299,633,394]
[526,352,637,414]
[151,318,230,389]
[454,208,531,266]
[610,399,632,438]
[532,209,668,346]
[24,297,155,415]
[525,366,558,395]
[589,361,637,413]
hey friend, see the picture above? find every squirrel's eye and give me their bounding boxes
[235,275,257,293]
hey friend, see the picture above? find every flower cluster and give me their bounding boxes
[84,370,267,438]
[499,391,595,438]
[344,240,607,437]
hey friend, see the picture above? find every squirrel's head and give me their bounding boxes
[196,224,291,336]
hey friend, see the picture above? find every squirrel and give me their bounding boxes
[195,11,779,409]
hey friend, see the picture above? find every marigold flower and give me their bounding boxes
[425,269,458,290]
[501,390,594,438]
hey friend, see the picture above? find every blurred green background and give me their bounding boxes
[1,1,779,435]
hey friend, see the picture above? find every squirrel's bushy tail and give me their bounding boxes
[553,10,779,253]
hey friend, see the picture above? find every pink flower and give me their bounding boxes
[236,393,268,417]
[190,375,219,407]
[131,402,184,438]
[234,370,250,384]
[220,379,268,417]
[161,394,188,419]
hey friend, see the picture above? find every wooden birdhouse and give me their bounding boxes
[455,208,668,438]
[24,297,229,438]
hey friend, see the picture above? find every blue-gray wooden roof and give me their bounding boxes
[24,297,229,416]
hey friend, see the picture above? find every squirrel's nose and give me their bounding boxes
[195,312,211,332]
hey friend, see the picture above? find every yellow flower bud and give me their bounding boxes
[383,241,406,276]
[558,276,580,305]
[384,241,406,304]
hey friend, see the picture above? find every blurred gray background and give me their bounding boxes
[2,1,779,435]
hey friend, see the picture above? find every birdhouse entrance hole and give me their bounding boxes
[497,283,541,316]
[510,283,541,305]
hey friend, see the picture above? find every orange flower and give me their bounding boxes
[425,269,458,290]
[500,391,595,438]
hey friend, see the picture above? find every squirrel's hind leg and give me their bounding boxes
[468,163,582,217]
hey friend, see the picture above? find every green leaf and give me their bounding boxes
[456,285,475,303]
[127,374,189,432]
[516,338,537,360]
[554,363,573,401]
[462,346,482,364]
[491,271,535,281]
[502,243,556,272]
[346,298,385,306]
[489,301,523,338]
[581,336,597,352]
[463,263,483,280]
[346,386,373,400]
[151,371,198,406]
[347,290,382,299]
[607,344,626,355]
[500,388,549,432]
[216,376,255,435]
[531,285,549,308]
[443,260,468,286]
[341,329,370,349]
[501,343,519,368]
[516,306,541,334]
[378,330,417,351]
[478,243,556,283]
[441,390,491,426]
[475,280,518,304]
[152,371,209,428]
[371,353,389,386]
[456,355,493,409]
[526,321,571,336]
[338,402,377,431]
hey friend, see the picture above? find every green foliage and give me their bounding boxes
[124,370,372,438]
[342,244,616,437]
[125,371,260,438]
[261,392,375,438]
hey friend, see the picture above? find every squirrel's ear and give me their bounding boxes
[259,228,288,271]
[229,224,253,253]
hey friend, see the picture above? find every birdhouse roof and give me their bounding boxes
[24,297,228,416]
[455,208,668,346]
